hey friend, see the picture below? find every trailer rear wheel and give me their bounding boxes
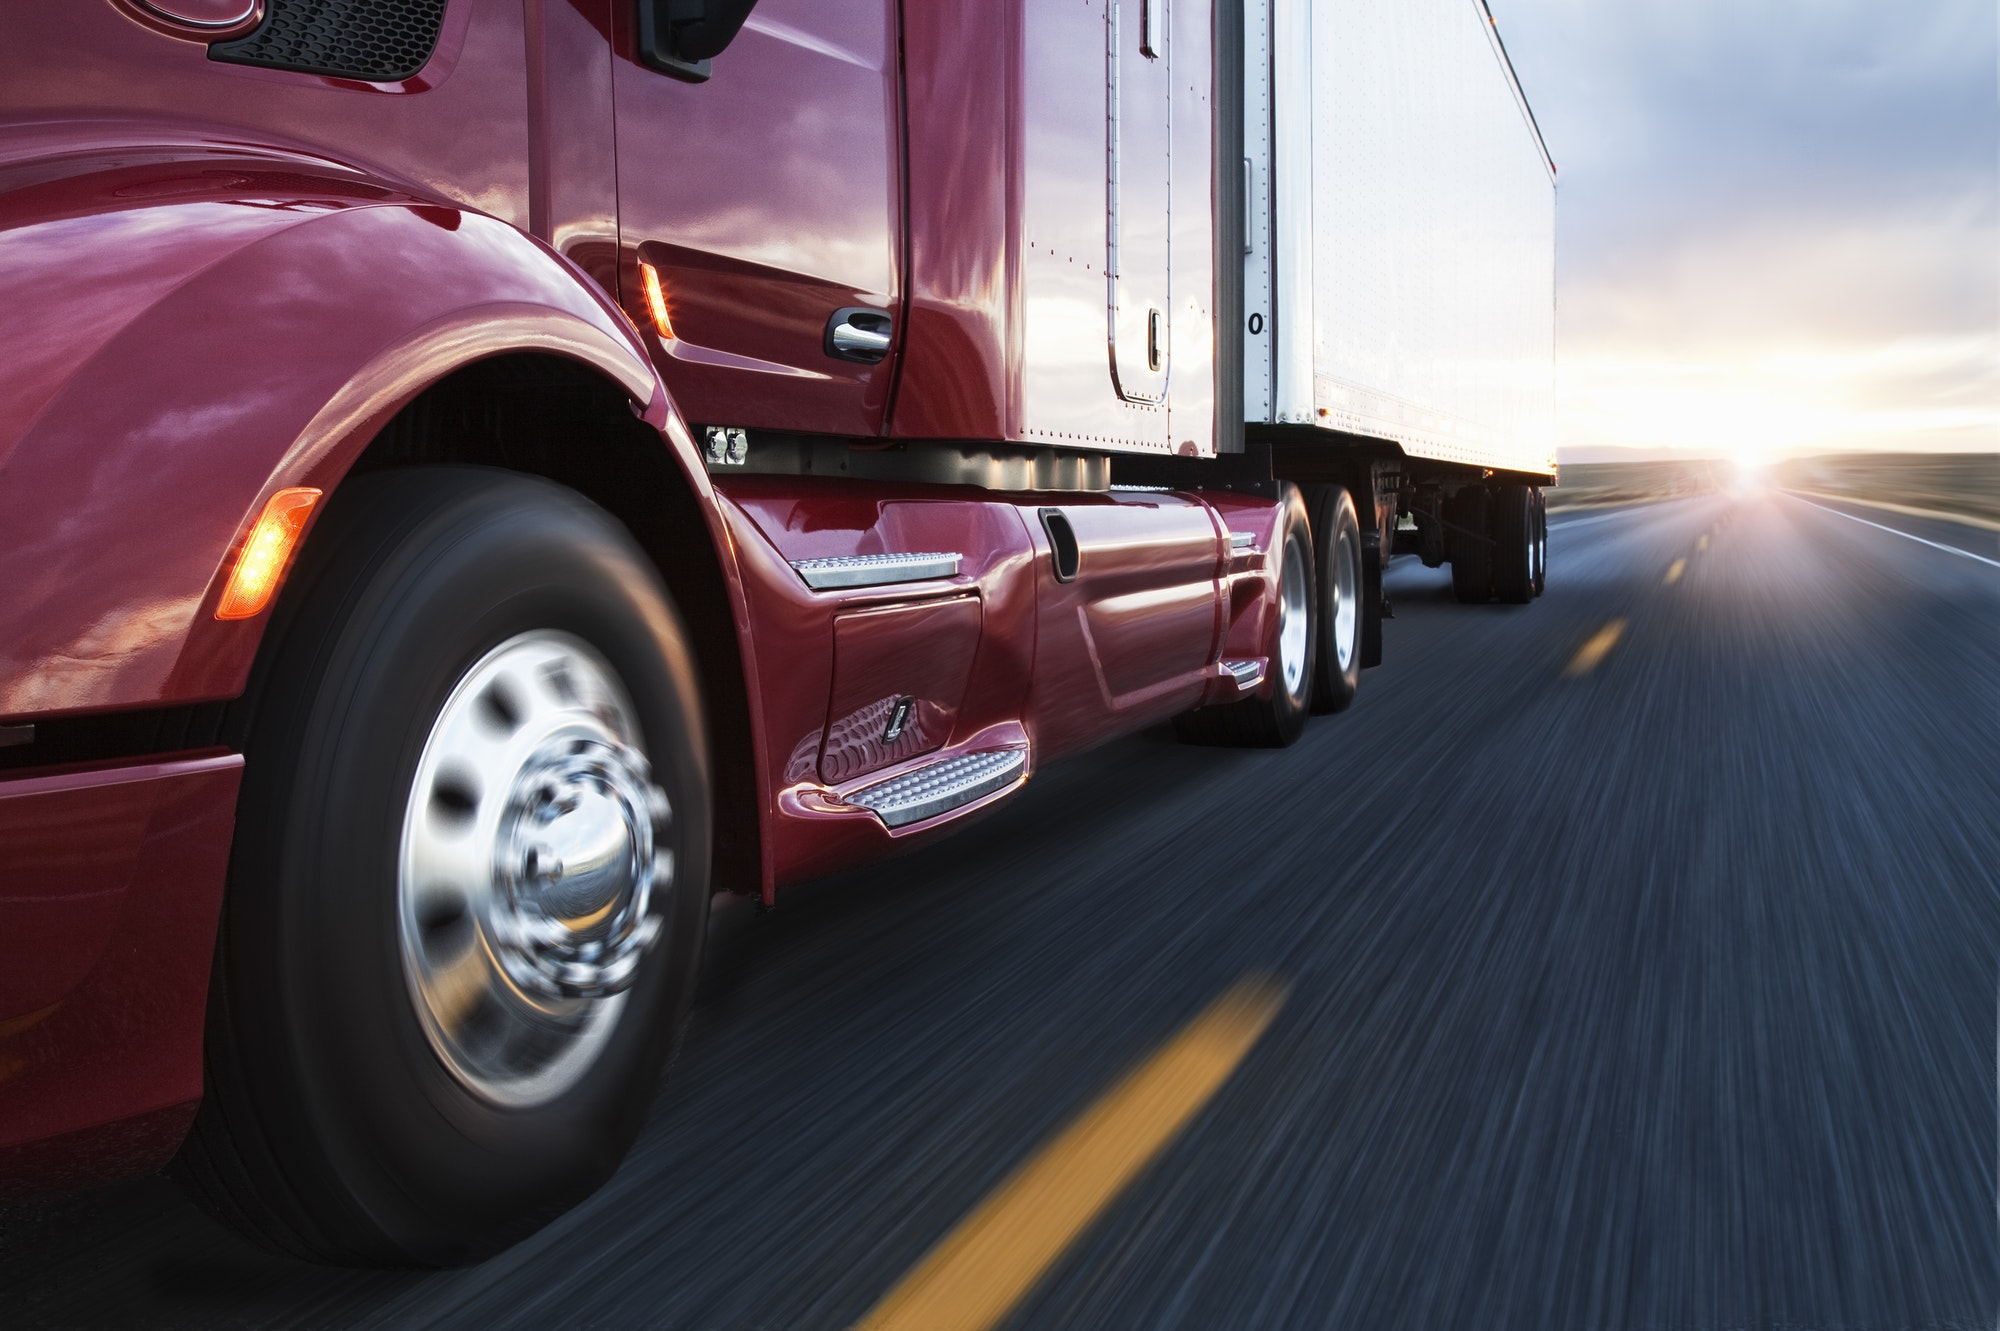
[1307,484,1363,714]
[1491,483,1535,604]
[1448,486,1493,604]
[1532,489,1548,597]
[1174,483,1317,747]
[174,468,711,1266]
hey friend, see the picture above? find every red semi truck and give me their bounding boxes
[0,0,1553,1262]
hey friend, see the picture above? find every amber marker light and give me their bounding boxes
[216,486,322,620]
[638,260,676,340]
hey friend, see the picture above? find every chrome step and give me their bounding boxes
[1223,659,1263,688]
[790,551,962,590]
[1230,530,1257,551]
[845,748,1026,827]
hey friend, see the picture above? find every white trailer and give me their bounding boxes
[1244,0,1557,478]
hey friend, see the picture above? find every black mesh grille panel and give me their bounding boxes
[209,0,449,83]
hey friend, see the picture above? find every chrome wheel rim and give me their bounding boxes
[1331,527,1359,671]
[1535,501,1548,590]
[1278,535,1311,696]
[1536,499,1552,587]
[399,631,672,1107]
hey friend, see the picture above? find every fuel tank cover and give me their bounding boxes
[134,0,262,32]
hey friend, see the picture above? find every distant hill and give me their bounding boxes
[1548,458,1726,509]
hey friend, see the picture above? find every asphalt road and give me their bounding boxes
[4,488,1998,1330]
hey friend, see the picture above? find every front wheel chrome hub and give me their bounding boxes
[399,631,672,1107]
[492,737,666,1001]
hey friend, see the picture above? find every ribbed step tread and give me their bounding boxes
[1223,659,1263,688]
[791,552,961,590]
[846,748,1026,827]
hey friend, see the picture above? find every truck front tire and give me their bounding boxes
[174,467,711,1266]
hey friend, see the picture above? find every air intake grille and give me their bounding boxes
[209,0,448,83]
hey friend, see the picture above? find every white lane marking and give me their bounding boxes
[1791,488,2000,535]
[1796,497,2000,571]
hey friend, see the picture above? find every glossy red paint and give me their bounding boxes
[893,4,1014,441]
[822,599,983,785]
[0,3,725,1193]
[530,0,620,288]
[714,476,1040,893]
[0,0,1275,1204]
[0,753,242,1200]
[711,475,1285,894]
[612,0,903,436]
[0,160,670,721]
[1018,490,1227,759]
[1201,490,1291,703]
[18,4,518,208]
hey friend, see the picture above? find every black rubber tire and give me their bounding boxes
[1173,483,1317,748]
[1306,484,1363,715]
[1531,488,1548,597]
[1491,483,1535,604]
[172,467,711,1267]
[1448,486,1493,604]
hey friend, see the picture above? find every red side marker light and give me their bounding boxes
[216,486,322,620]
[638,260,675,341]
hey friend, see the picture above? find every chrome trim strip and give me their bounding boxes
[790,552,963,590]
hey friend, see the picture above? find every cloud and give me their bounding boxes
[1493,0,1998,455]
[1566,204,1997,349]
[1562,334,2000,458]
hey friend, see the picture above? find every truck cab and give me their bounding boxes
[0,0,1553,1263]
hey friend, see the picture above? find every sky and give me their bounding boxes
[1489,0,1998,462]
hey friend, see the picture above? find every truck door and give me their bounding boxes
[613,0,902,437]
[1109,0,1171,403]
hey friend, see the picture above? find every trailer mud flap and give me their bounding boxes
[1361,530,1384,669]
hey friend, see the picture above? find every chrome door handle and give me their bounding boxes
[826,307,893,363]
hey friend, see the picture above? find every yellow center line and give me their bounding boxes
[854,975,1288,1331]
[1697,533,1709,551]
[1565,618,1627,677]
[1664,558,1686,585]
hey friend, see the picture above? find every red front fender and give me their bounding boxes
[0,153,721,721]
